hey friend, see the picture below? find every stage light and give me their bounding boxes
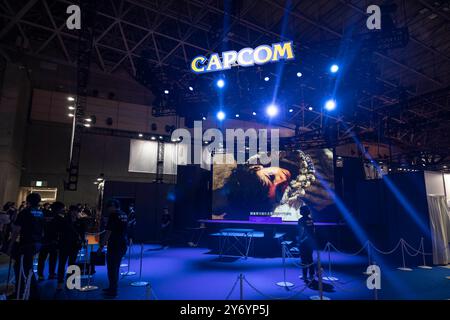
[324,99,336,111]
[216,79,225,88]
[68,106,75,110]
[164,89,169,94]
[188,86,194,91]
[252,111,256,116]
[85,118,92,122]
[330,64,339,73]
[138,133,143,138]
[68,113,74,117]
[202,116,206,121]
[151,136,156,140]
[264,76,270,82]
[67,96,75,101]
[296,72,302,77]
[216,111,226,121]
[159,136,163,140]
[288,108,293,113]
[266,104,279,117]
[308,106,313,111]
[235,114,239,118]
[84,123,91,128]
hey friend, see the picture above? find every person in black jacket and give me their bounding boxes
[298,206,316,283]
[37,202,62,280]
[97,199,128,298]
[7,193,44,299]
[56,205,86,290]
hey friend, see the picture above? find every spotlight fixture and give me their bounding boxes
[324,99,336,111]
[151,136,156,140]
[216,111,226,121]
[330,64,339,73]
[188,86,194,91]
[96,173,104,181]
[308,106,313,111]
[68,106,75,110]
[138,133,143,138]
[266,104,279,117]
[252,111,257,116]
[202,116,207,121]
[164,90,169,94]
[235,114,240,118]
[68,113,74,117]
[159,136,163,140]
[85,118,92,122]
[84,123,91,128]
[264,76,270,81]
[288,109,293,113]
[67,97,75,101]
[216,79,225,88]
[296,72,302,77]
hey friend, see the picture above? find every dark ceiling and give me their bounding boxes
[1,0,450,162]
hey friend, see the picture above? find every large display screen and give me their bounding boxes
[212,149,334,222]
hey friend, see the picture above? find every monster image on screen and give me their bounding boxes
[212,149,334,222]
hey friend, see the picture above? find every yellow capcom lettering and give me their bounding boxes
[271,41,295,61]
[191,56,206,73]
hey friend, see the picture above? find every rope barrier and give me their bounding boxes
[225,276,240,300]
[244,276,309,300]
[369,239,403,255]
[327,241,370,256]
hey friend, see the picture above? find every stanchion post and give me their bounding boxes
[130,243,149,287]
[418,237,432,269]
[276,242,294,288]
[80,239,89,279]
[239,274,244,301]
[121,238,136,276]
[322,242,339,281]
[363,242,372,275]
[310,250,330,300]
[79,244,99,291]
[397,239,413,271]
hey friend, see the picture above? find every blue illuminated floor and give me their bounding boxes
[31,245,450,300]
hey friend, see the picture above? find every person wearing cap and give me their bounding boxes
[7,193,44,299]
[298,205,316,283]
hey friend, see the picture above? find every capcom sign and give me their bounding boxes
[191,41,295,73]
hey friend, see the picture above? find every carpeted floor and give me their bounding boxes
[1,245,449,300]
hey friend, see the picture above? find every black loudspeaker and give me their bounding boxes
[174,165,212,229]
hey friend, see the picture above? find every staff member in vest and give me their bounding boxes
[56,204,86,290]
[37,201,61,280]
[7,193,44,299]
[298,206,316,283]
[97,199,128,298]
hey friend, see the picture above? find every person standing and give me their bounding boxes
[7,193,44,299]
[37,202,62,280]
[97,199,128,298]
[56,205,86,290]
[298,206,316,283]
